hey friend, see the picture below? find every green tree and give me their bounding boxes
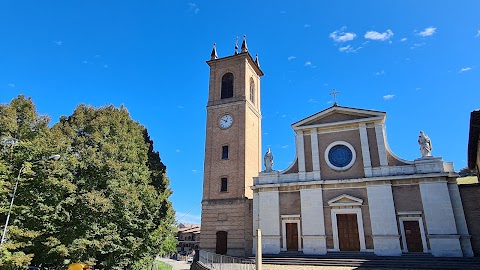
[1,96,176,269]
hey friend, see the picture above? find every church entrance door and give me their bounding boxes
[285,223,298,251]
[403,221,423,252]
[215,231,227,255]
[337,214,360,251]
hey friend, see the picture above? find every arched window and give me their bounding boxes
[216,231,228,255]
[221,73,234,99]
[249,77,255,104]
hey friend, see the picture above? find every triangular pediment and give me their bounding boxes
[328,194,363,207]
[292,106,385,130]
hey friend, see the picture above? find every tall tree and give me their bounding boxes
[0,97,176,269]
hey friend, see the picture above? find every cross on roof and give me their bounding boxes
[330,89,340,106]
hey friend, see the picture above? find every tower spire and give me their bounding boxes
[234,36,239,54]
[210,43,218,60]
[241,35,248,53]
[255,54,260,68]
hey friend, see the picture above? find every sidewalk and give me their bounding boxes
[158,258,191,270]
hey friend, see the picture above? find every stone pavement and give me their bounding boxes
[158,258,191,270]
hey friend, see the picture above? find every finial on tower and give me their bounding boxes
[234,36,239,54]
[241,35,248,53]
[211,43,218,60]
[255,54,260,67]
[329,89,340,106]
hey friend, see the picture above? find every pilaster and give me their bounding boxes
[296,131,306,180]
[255,189,281,254]
[448,183,474,257]
[359,123,372,177]
[420,181,463,257]
[300,188,326,254]
[366,183,402,256]
[310,129,321,180]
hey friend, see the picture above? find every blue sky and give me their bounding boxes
[1,1,479,224]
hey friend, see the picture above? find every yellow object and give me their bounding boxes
[68,263,90,270]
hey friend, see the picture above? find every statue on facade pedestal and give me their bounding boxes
[418,131,432,157]
[264,148,274,172]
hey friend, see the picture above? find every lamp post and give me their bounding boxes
[0,154,60,247]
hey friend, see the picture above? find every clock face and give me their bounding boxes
[219,114,233,129]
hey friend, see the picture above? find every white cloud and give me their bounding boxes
[410,42,426,49]
[400,38,407,42]
[418,27,436,37]
[329,27,356,42]
[304,24,311,28]
[287,56,296,61]
[53,40,63,46]
[176,149,181,153]
[192,169,198,173]
[304,61,312,66]
[339,45,362,53]
[364,29,394,41]
[476,30,480,38]
[308,98,318,103]
[8,83,15,88]
[383,94,395,100]
[459,67,472,73]
[187,3,199,14]
[281,145,289,149]
[177,105,184,109]
[375,70,385,76]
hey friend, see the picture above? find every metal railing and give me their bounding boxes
[199,250,256,270]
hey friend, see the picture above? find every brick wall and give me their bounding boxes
[459,183,480,256]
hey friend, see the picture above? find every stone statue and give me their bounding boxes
[264,148,274,172]
[418,131,432,157]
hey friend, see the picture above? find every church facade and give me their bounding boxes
[200,39,474,257]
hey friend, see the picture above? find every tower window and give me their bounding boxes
[221,73,234,99]
[249,77,255,104]
[220,177,228,192]
[222,145,229,159]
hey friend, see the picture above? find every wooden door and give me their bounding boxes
[337,214,360,251]
[403,221,423,252]
[286,223,298,251]
[215,231,227,255]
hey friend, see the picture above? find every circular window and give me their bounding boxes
[325,141,356,171]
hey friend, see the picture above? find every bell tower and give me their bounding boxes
[200,36,264,257]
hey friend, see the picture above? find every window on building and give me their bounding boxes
[221,73,234,99]
[222,145,229,159]
[249,77,255,104]
[220,177,228,192]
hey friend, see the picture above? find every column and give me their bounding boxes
[367,184,402,256]
[300,188,326,254]
[420,181,463,257]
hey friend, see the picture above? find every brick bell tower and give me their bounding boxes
[200,36,264,257]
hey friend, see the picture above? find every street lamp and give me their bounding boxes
[0,154,61,247]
